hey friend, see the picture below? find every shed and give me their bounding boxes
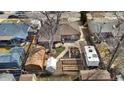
[19,74,37,81]
[46,57,57,73]
[84,46,100,67]
[25,46,45,72]
[80,70,111,81]
[0,73,15,81]
[88,17,124,37]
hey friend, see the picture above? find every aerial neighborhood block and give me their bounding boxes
[0,11,123,81]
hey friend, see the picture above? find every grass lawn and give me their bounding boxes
[54,46,65,57]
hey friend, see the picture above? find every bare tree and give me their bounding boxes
[107,12,124,70]
[29,11,62,52]
[93,22,106,43]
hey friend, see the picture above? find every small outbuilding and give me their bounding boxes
[80,70,111,81]
[25,46,45,72]
[46,57,57,73]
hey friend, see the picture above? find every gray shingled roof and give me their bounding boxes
[88,20,124,37]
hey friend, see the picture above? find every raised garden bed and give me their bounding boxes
[62,47,81,58]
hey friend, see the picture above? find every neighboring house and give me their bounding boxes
[87,12,124,51]
[0,47,25,69]
[87,12,124,38]
[60,23,80,42]
[80,70,111,81]
[0,23,29,46]
[88,20,124,38]
[38,22,80,47]
[0,23,29,39]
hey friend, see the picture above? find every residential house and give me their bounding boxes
[38,21,80,48]
[87,12,124,51]
[0,19,39,41]
[0,22,34,54]
[0,23,29,46]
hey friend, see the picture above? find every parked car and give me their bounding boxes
[8,15,19,19]
[8,14,28,19]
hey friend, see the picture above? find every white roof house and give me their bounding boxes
[84,46,100,67]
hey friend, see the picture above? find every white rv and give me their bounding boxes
[84,46,100,67]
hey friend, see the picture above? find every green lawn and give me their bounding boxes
[54,46,65,57]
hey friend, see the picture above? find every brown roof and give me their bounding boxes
[59,23,80,36]
[19,74,37,81]
[80,70,111,80]
[39,31,61,42]
[25,46,45,71]
[38,22,80,42]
